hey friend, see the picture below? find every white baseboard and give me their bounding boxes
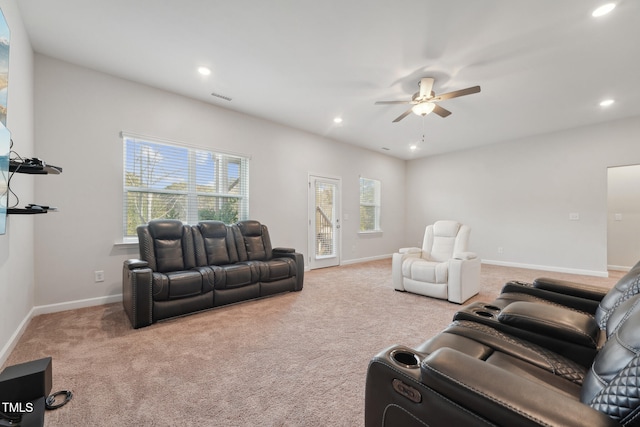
[482,259,609,278]
[341,254,392,266]
[31,294,123,317]
[0,307,36,367]
[1,294,123,367]
[608,264,632,272]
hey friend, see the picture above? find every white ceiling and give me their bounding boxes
[17,0,640,160]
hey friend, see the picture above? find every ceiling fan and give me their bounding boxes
[375,77,481,123]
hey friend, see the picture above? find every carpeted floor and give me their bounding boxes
[3,260,621,426]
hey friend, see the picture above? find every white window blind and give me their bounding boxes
[315,180,336,257]
[123,135,249,238]
[359,177,381,232]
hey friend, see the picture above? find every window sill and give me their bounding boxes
[358,230,383,236]
[114,238,138,248]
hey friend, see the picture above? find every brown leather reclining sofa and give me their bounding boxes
[366,261,640,426]
[123,219,304,329]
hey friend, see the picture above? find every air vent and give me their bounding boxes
[211,92,232,102]
[381,147,390,151]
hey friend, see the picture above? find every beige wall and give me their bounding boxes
[608,164,640,269]
[32,54,407,307]
[406,116,640,276]
[0,0,35,365]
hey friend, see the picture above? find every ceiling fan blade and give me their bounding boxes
[392,108,414,123]
[436,86,481,101]
[419,77,435,99]
[432,104,452,118]
[375,100,412,105]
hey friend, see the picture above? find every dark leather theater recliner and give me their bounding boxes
[494,259,640,326]
[123,219,303,328]
[366,293,640,426]
[365,264,640,426]
[447,260,640,366]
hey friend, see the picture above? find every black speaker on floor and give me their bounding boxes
[0,357,52,403]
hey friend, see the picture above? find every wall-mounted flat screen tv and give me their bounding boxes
[0,8,9,235]
[0,123,8,235]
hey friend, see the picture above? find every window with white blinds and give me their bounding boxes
[123,134,249,238]
[359,177,381,232]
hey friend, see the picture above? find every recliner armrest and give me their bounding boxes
[122,261,153,328]
[500,280,604,314]
[453,251,477,260]
[497,301,599,348]
[124,259,149,270]
[273,247,295,253]
[421,348,618,427]
[533,277,608,301]
[398,247,422,254]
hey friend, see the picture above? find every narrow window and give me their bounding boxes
[359,177,381,232]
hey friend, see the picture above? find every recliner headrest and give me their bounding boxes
[237,220,262,237]
[433,220,461,237]
[198,221,227,238]
[147,219,184,239]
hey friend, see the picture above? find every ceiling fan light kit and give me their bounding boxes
[411,102,436,116]
[375,77,481,122]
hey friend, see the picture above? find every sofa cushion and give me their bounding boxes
[212,263,260,289]
[595,259,640,328]
[197,221,232,265]
[142,219,196,273]
[402,258,448,283]
[257,258,296,282]
[237,220,273,261]
[152,270,203,301]
[582,295,640,407]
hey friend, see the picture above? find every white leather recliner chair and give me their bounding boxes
[392,220,480,304]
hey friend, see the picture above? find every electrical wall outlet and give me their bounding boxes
[569,213,580,221]
[497,246,503,254]
[94,270,105,282]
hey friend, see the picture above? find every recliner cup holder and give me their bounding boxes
[390,349,421,368]
[474,310,495,318]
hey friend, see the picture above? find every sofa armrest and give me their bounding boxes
[122,261,153,329]
[272,250,304,291]
[273,247,295,254]
[422,348,618,427]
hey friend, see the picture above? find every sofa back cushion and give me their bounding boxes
[138,219,196,273]
[195,221,239,265]
[236,220,273,261]
[595,259,640,328]
[423,221,469,262]
[581,294,640,424]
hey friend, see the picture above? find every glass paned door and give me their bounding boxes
[308,175,341,269]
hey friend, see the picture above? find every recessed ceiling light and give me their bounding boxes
[198,66,211,76]
[333,117,343,124]
[409,144,418,151]
[600,99,615,107]
[592,3,616,17]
